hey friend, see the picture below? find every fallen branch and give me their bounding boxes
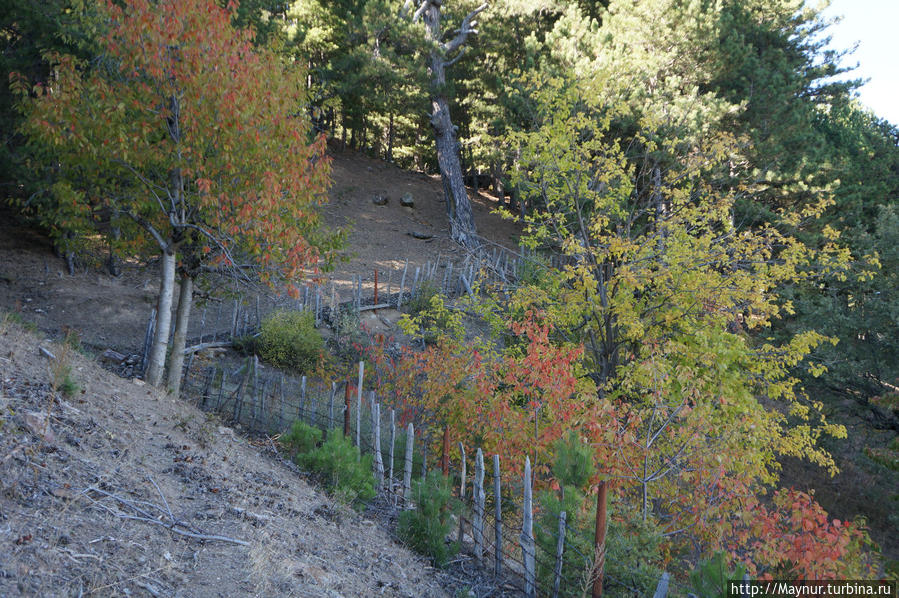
[182,340,233,356]
[83,484,250,547]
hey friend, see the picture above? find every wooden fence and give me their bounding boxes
[180,357,687,598]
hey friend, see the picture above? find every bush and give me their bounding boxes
[397,471,459,566]
[689,552,748,598]
[258,310,323,373]
[280,419,322,460]
[536,433,663,597]
[330,309,367,364]
[298,432,376,506]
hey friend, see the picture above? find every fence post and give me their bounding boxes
[403,422,414,508]
[328,382,336,430]
[141,307,156,377]
[522,456,536,598]
[250,355,259,428]
[398,259,408,308]
[343,380,351,437]
[493,454,502,579]
[299,375,307,421]
[592,481,609,598]
[458,442,466,545]
[553,511,567,598]
[372,401,384,490]
[442,425,450,476]
[473,448,485,564]
[653,572,670,598]
[355,361,364,449]
[389,409,396,498]
[278,375,285,429]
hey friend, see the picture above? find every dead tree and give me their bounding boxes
[402,0,487,250]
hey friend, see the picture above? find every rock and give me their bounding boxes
[400,192,414,208]
[100,349,127,363]
[372,194,389,206]
[25,411,55,443]
[38,347,56,360]
[132,378,146,386]
[408,230,434,240]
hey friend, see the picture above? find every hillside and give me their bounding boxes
[0,320,450,597]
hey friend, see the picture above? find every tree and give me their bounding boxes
[17,0,337,390]
[402,0,487,249]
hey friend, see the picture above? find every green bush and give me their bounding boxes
[258,310,323,373]
[298,432,376,506]
[330,309,367,364]
[281,419,322,460]
[407,279,440,315]
[397,471,459,566]
[689,552,748,598]
[536,433,664,597]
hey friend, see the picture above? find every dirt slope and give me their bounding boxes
[0,148,521,354]
[0,323,449,597]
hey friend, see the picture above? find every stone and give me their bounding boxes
[400,192,414,208]
[25,411,55,443]
[372,194,389,206]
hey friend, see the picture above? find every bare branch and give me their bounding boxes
[442,3,488,55]
[412,0,429,23]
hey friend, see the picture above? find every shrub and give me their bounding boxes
[536,433,663,597]
[330,309,367,364]
[280,419,322,460]
[689,552,748,598]
[397,471,459,566]
[258,310,323,373]
[299,431,376,506]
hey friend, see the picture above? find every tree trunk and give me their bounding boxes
[387,112,395,162]
[166,273,193,396]
[145,248,176,387]
[492,161,505,206]
[423,3,479,250]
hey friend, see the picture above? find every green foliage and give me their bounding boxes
[406,279,441,316]
[258,310,324,373]
[400,291,464,345]
[397,471,459,567]
[689,552,748,598]
[298,432,376,506]
[552,431,594,489]
[329,309,366,364]
[2,311,39,333]
[535,434,663,597]
[281,419,322,460]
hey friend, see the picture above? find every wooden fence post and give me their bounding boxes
[278,375,285,429]
[355,361,364,449]
[442,426,450,476]
[458,442,466,545]
[493,454,502,579]
[372,401,384,489]
[403,422,414,508]
[389,409,396,498]
[521,456,536,598]
[592,481,608,598]
[328,382,336,430]
[473,448,485,564]
[653,572,670,598]
[553,511,567,598]
[343,380,351,437]
[299,375,307,421]
[398,260,408,308]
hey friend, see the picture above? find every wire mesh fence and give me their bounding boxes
[179,355,678,598]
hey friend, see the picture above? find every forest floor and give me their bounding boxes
[0,145,895,586]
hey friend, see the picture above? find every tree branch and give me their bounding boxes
[442,3,488,55]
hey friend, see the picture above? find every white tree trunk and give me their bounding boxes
[166,273,193,396]
[145,249,176,387]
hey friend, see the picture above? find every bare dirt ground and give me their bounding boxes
[0,322,451,597]
[0,147,521,354]
[0,149,522,597]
